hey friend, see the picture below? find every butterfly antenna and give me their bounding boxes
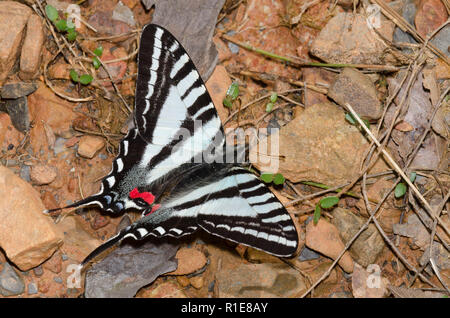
[43,195,103,214]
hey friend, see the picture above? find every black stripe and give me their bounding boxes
[181,76,203,100]
[187,92,212,117]
[240,186,268,199]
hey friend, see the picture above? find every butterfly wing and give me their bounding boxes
[81,165,298,265]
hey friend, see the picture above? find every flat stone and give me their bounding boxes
[30,164,57,185]
[0,1,32,84]
[216,262,307,297]
[331,208,385,267]
[250,102,389,186]
[205,65,231,124]
[166,247,208,276]
[310,12,394,65]
[328,67,382,120]
[305,218,354,273]
[0,262,25,296]
[77,136,105,159]
[0,166,64,271]
[19,14,44,80]
[0,82,37,99]
[4,96,30,133]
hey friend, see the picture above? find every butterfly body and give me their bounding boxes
[58,24,299,265]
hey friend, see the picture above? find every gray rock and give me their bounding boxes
[0,82,37,99]
[19,165,30,182]
[328,68,382,120]
[141,0,225,81]
[5,96,30,133]
[298,246,321,261]
[32,265,43,277]
[112,1,136,26]
[331,208,385,267]
[84,240,179,298]
[0,262,25,296]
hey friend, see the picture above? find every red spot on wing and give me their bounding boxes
[129,187,155,205]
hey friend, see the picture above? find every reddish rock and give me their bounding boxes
[189,276,204,289]
[415,0,448,38]
[38,279,50,294]
[19,14,44,80]
[30,164,57,185]
[0,166,63,271]
[0,1,32,84]
[48,61,71,80]
[166,247,207,276]
[41,191,59,211]
[137,281,187,298]
[305,218,354,273]
[77,135,105,159]
[42,252,62,274]
[28,84,77,154]
[205,65,231,124]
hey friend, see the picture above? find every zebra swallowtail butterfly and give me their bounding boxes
[48,24,299,265]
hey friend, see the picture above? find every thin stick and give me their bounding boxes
[344,103,450,237]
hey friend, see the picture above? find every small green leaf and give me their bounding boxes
[265,102,274,112]
[362,118,370,129]
[69,69,79,82]
[226,82,239,100]
[319,196,339,209]
[345,113,370,129]
[79,74,93,85]
[313,205,321,225]
[345,113,357,125]
[409,172,417,183]
[394,183,407,198]
[55,19,68,32]
[223,97,233,109]
[94,46,103,57]
[92,56,101,69]
[260,173,274,183]
[66,28,77,42]
[273,173,285,185]
[269,92,278,103]
[45,5,59,22]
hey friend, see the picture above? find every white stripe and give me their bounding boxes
[192,102,214,119]
[177,70,199,96]
[137,228,148,237]
[139,143,164,167]
[262,214,291,223]
[169,228,183,235]
[257,232,269,240]
[170,53,189,78]
[286,239,297,247]
[246,193,273,205]
[149,70,157,86]
[283,225,295,231]
[216,224,230,230]
[116,158,124,173]
[183,85,206,108]
[267,234,280,243]
[106,176,115,188]
[231,226,245,233]
[123,140,129,156]
[154,226,165,235]
[155,27,163,41]
[169,42,179,53]
[150,57,159,71]
[252,202,283,215]
[154,38,162,48]
[239,183,265,193]
[123,233,137,240]
[244,228,258,237]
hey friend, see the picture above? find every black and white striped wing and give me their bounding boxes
[82,167,299,263]
[134,24,224,172]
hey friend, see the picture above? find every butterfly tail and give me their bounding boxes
[44,195,105,214]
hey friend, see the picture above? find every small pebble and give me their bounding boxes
[61,254,68,261]
[53,277,63,284]
[27,282,38,295]
[98,153,108,160]
[33,266,43,277]
[189,276,204,289]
